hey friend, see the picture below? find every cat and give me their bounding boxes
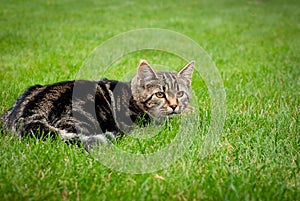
[0,60,194,150]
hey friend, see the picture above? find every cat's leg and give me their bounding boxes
[79,132,118,151]
[57,130,113,150]
[55,119,118,150]
[21,120,58,139]
[19,115,77,141]
[53,118,79,141]
[21,120,118,150]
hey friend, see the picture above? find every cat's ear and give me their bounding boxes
[137,59,158,80]
[178,60,194,85]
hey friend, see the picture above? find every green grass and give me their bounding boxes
[1,0,299,200]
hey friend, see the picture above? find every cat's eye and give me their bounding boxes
[176,91,184,97]
[155,92,165,98]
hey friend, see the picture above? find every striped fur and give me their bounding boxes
[1,60,194,150]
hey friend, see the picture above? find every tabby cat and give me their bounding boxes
[1,60,194,150]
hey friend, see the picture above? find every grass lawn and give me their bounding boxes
[0,0,299,200]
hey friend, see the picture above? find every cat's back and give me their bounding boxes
[1,80,75,130]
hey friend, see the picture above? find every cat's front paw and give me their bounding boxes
[183,105,196,115]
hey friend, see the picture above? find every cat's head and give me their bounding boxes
[131,60,194,118]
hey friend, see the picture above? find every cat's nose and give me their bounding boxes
[169,105,177,111]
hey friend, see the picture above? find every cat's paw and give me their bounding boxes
[183,105,196,115]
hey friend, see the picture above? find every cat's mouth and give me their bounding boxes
[166,111,180,116]
[154,110,181,118]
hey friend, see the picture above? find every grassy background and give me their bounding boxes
[0,0,299,200]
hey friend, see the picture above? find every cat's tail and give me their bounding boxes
[0,110,6,126]
[0,111,8,136]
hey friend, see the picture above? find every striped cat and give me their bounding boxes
[1,60,194,149]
